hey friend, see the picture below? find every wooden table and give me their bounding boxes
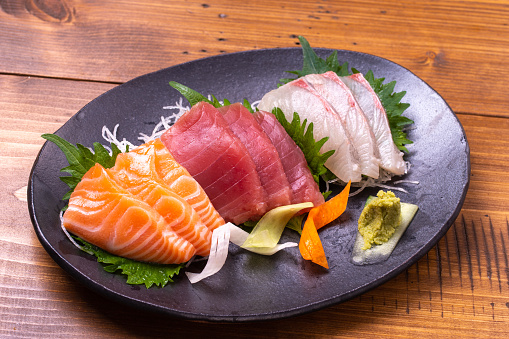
[1,0,508,337]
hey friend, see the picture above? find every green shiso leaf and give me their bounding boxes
[285,214,305,235]
[75,238,184,288]
[170,81,226,109]
[169,81,215,107]
[281,35,413,152]
[279,37,350,85]
[170,81,256,114]
[242,98,254,113]
[41,134,121,198]
[271,107,335,186]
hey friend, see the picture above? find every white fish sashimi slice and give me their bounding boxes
[341,73,406,175]
[304,72,380,179]
[258,79,362,183]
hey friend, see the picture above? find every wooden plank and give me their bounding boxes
[0,74,508,336]
[1,0,509,117]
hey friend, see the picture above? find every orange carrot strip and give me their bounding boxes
[298,181,351,268]
[299,210,328,268]
[314,181,351,230]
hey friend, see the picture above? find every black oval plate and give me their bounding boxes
[28,48,470,322]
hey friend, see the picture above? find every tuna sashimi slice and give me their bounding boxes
[62,164,196,264]
[218,103,293,210]
[258,78,362,183]
[161,102,267,225]
[109,151,213,257]
[304,72,380,179]
[254,110,325,208]
[341,73,406,175]
[131,139,224,232]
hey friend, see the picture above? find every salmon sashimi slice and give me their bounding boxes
[130,139,224,232]
[254,110,325,208]
[109,152,212,257]
[161,102,267,225]
[341,73,406,175]
[218,103,293,210]
[304,72,381,179]
[62,163,196,264]
[258,77,362,183]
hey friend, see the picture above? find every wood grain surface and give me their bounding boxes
[1,0,508,337]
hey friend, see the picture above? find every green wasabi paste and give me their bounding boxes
[358,190,402,250]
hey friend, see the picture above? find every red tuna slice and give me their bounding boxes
[161,102,267,225]
[217,103,293,210]
[253,110,324,208]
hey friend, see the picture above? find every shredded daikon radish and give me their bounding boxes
[250,100,261,111]
[101,98,189,148]
[102,124,136,153]
[393,179,419,185]
[325,162,417,197]
[139,97,189,143]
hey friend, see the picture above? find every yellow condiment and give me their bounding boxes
[358,190,402,250]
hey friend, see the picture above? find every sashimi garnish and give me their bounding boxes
[185,223,230,284]
[75,235,184,288]
[271,108,335,188]
[241,202,313,249]
[187,220,306,284]
[102,124,136,153]
[42,134,122,201]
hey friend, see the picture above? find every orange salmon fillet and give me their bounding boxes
[131,139,225,231]
[110,151,212,257]
[62,164,196,264]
